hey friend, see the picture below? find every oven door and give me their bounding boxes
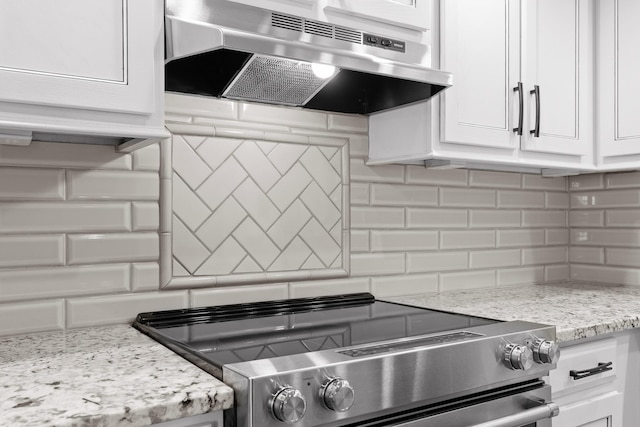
[346,381,558,427]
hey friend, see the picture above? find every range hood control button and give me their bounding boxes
[320,377,355,412]
[270,386,307,424]
[504,344,534,370]
[532,338,560,364]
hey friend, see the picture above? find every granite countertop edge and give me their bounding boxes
[0,324,233,427]
[386,281,640,344]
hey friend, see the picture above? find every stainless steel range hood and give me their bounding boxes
[165,0,452,115]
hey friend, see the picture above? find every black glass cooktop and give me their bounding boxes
[134,293,498,368]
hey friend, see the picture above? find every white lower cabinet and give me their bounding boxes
[549,330,640,427]
[152,412,222,427]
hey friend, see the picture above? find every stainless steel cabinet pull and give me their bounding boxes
[569,361,613,380]
[470,403,560,427]
[530,85,540,137]
[513,82,524,135]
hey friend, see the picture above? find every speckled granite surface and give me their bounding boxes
[0,324,233,427]
[388,281,640,343]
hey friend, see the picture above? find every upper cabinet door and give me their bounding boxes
[324,0,431,31]
[520,0,593,157]
[440,0,521,149]
[0,0,155,115]
[597,0,640,161]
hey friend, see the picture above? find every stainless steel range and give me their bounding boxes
[133,293,560,427]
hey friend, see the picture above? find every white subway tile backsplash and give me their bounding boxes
[0,141,131,170]
[497,266,544,286]
[498,190,545,208]
[172,136,213,189]
[371,274,438,297]
[522,247,567,265]
[470,249,520,269]
[67,170,159,201]
[350,158,404,183]
[440,188,495,207]
[67,233,158,265]
[571,264,640,286]
[190,283,289,307]
[440,270,495,292]
[350,230,370,252]
[172,216,211,273]
[569,210,604,227]
[0,300,64,336]
[0,235,63,268]
[348,135,369,158]
[469,170,521,188]
[0,265,129,302]
[371,230,438,252]
[66,291,189,328]
[605,171,640,189]
[350,183,370,205]
[441,230,495,249]
[240,103,327,129]
[545,192,570,209]
[407,251,468,273]
[289,277,370,298]
[0,167,64,200]
[469,210,520,228]
[131,263,160,292]
[0,202,131,233]
[570,247,605,264]
[522,175,567,191]
[571,190,640,208]
[132,143,160,171]
[497,230,545,248]
[406,167,468,186]
[546,229,570,245]
[328,114,368,133]
[605,248,640,267]
[545,264,570,282]
[407,208,468,228]
[606,209,640,227]
[569,174,604,190]
[132,202,159,231]
[370,184,438,207]
[522,210,567,228]
[351,206,405,229]
[571,229,640,247]
[350,253,405,276]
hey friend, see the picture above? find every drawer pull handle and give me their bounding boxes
[569,362,613,380]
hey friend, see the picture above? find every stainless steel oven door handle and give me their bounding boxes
[470,402,560,427]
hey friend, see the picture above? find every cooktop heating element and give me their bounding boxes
[134,293,560,427]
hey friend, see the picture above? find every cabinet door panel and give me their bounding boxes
[440,0,520,149]
[553,391,622,427]
[0,0,155,115]
[520,0,592,156]
[0,0,124,82]
[597,0,640,160]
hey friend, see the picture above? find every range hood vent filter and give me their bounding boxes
[223,55,334,106]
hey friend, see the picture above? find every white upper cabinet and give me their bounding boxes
[441,0,592,158]
[520,0,593,157]
[0,0,166,150]
[596,0,640,168]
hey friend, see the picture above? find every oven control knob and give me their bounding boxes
[270,386,306,424]
[504,343,534,370]
[320,377,355,412]
[532,338,560,364]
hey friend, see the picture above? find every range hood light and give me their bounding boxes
[311,63,337,79]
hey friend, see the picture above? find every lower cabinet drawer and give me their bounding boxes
[550,337,617,397]
[552,390,623,427]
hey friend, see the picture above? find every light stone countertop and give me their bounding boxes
[0,324,233,427]
[387,281,640,343]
